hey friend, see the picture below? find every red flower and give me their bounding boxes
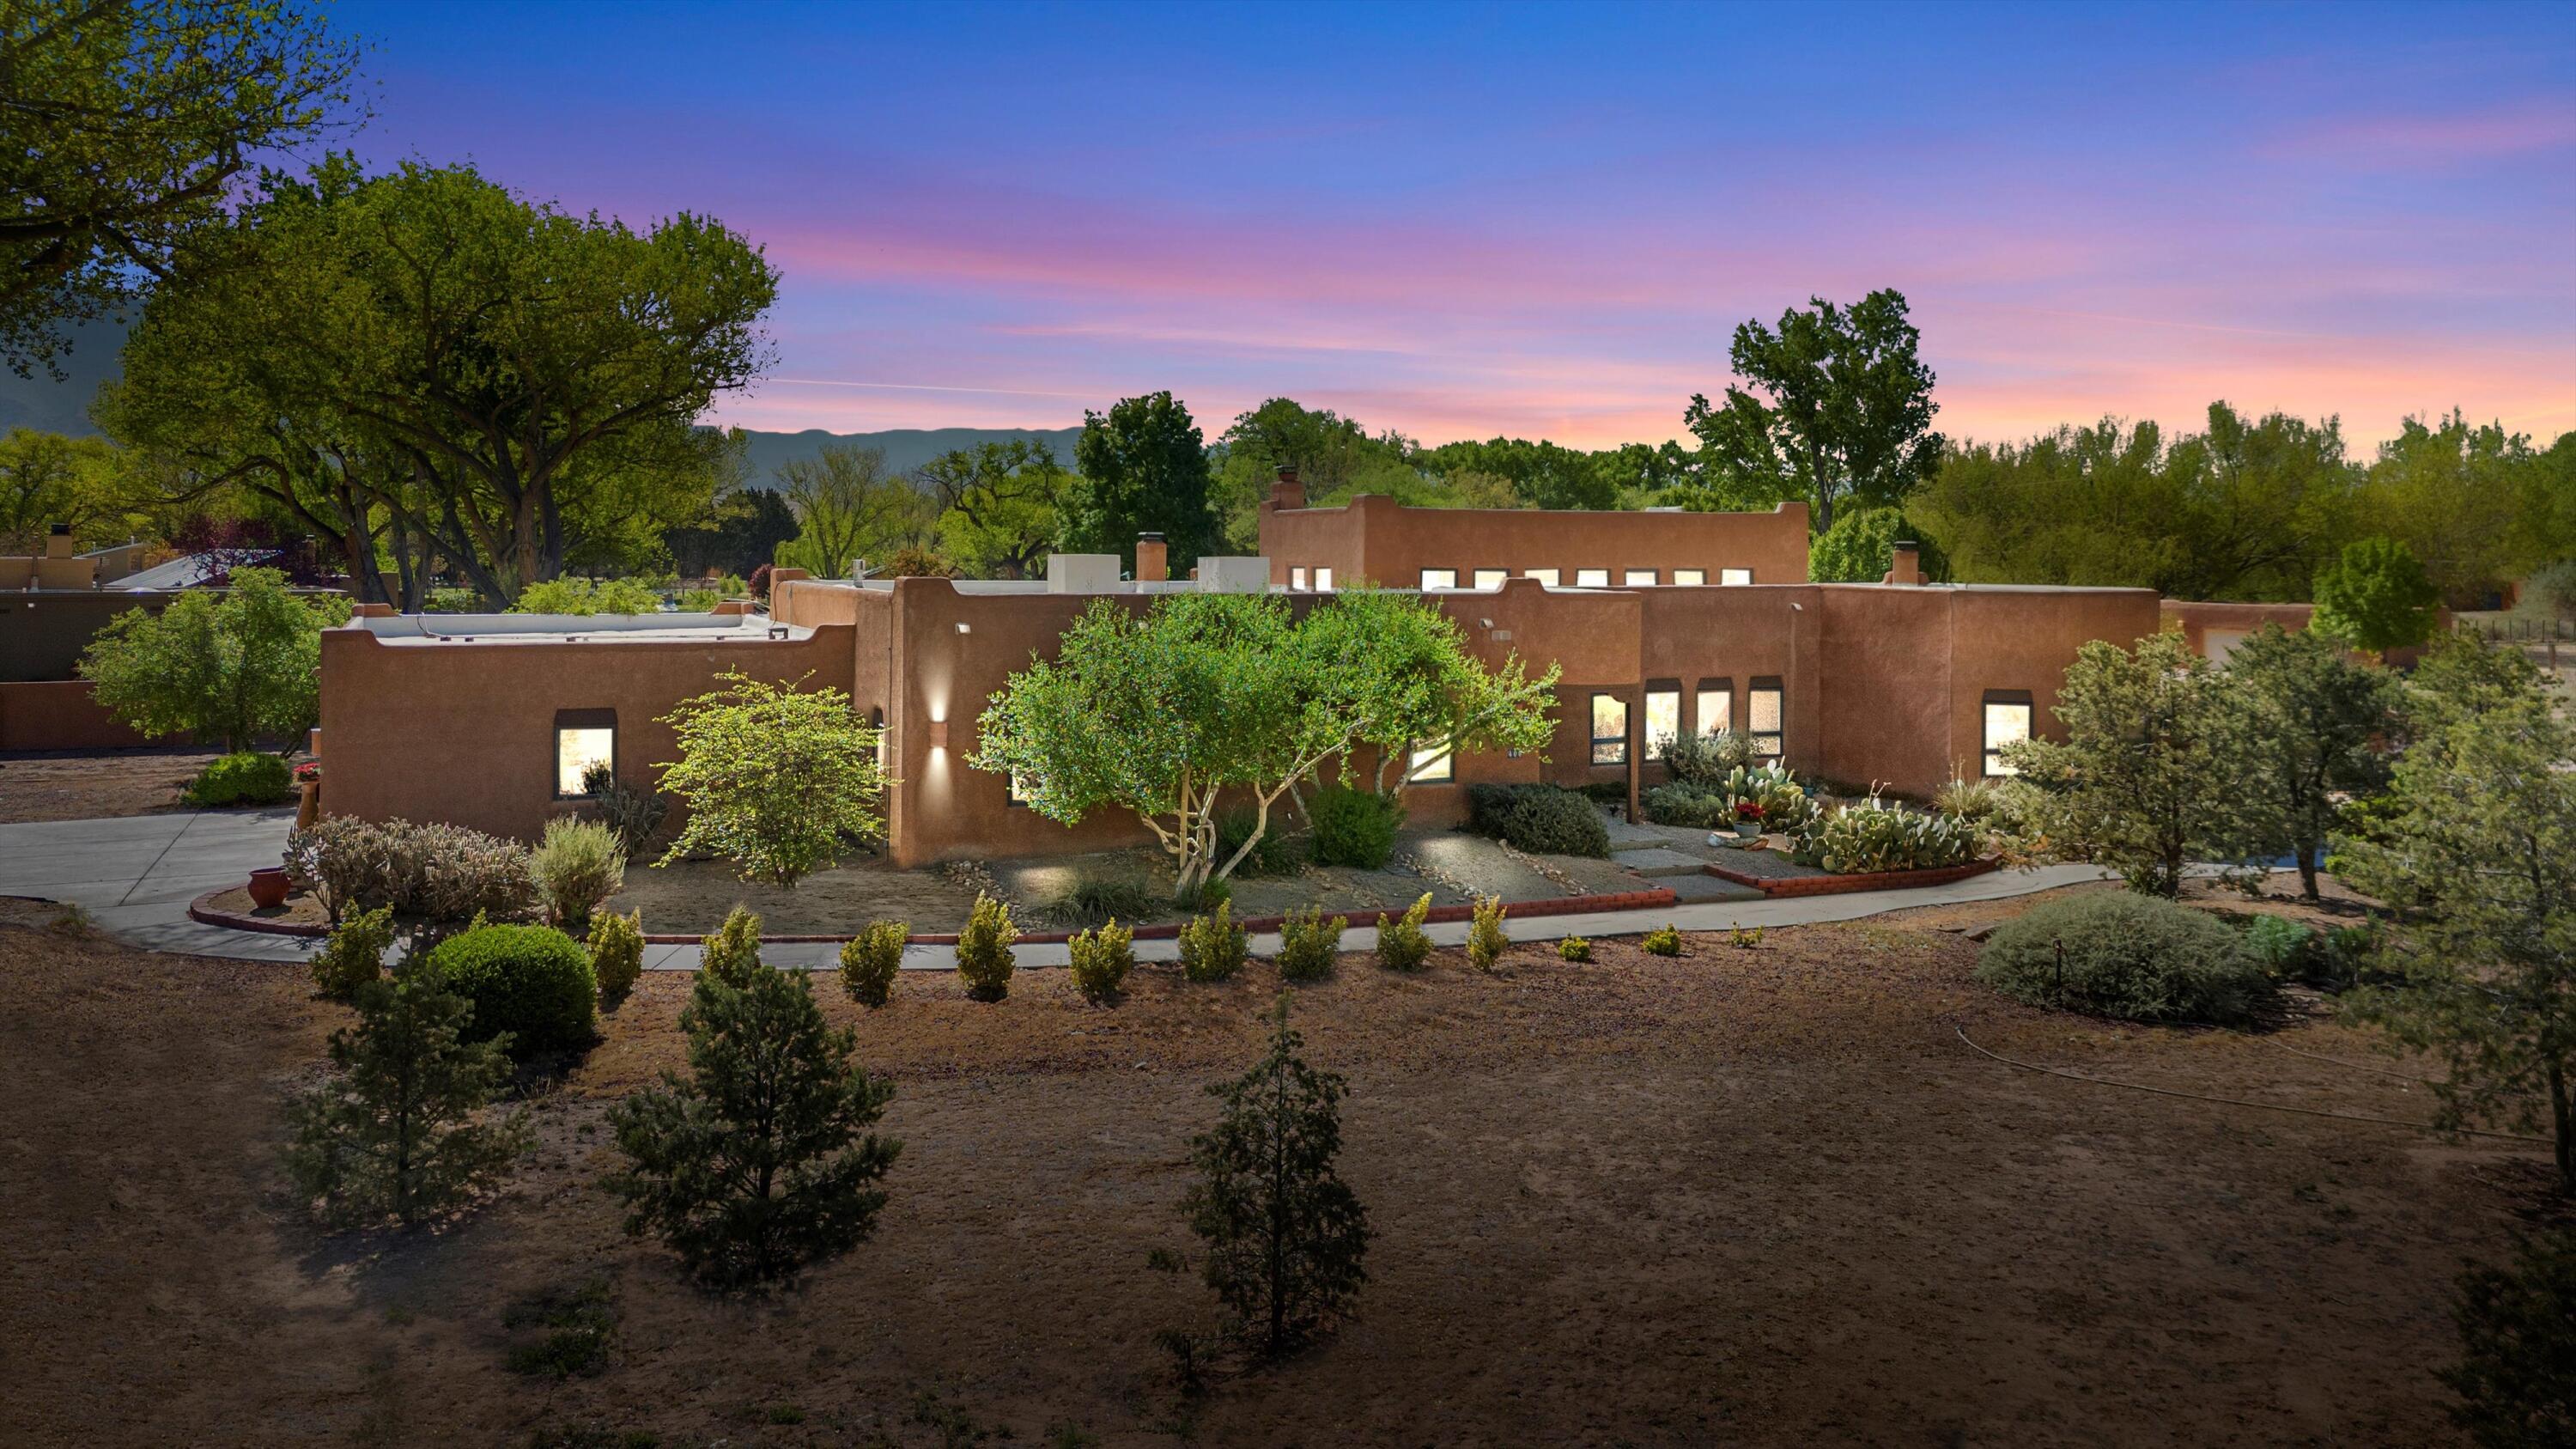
[1735,800,1765,821]
[293,761,322,783]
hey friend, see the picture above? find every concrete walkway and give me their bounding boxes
[0,808,2122,970]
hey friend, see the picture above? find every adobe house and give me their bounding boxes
[1,525,216,750]
[314,478,2164,867]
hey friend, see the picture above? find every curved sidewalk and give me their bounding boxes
[0,808,2121,970]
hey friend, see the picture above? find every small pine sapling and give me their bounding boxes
[1466,895,1508,972]
[1067,918,1134,1003]
[1374,892,1433,971]
[587,910,646,1008]
[956,892,1018,1002]
[839,920,907,1008]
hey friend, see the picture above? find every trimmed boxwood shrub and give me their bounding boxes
[1277,905,1345,983]
[1975,892,2274,1026]
[840,919,906,1008]
[1178,900,1247,983]
[1067,918,1133,1003]
[1308,783,1402,869]
[186,751,294,807]
[424,922,598,1056]
[1464,783,1610,859]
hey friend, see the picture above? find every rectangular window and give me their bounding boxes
[1672,569,1706,586]
[1720,568,1753,586]
[1291,566,1308,590]
[1643,685,1680,759]
[1406,739,1455,784]
[1589,693,1629,766]
[1695,679,1731,737]
[1420,568,1457,591]
[1983,691,2033,776]
[553,709,616,798]
[1747,679,1783,758]
[1576,568,1610,588]
[1315,567,1334,591]
[1524,568,1559,587]
[870,707,886,772]
[1624,568,1658,587]
[1472,569,1508,591]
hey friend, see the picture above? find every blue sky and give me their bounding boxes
[331,0,2576,447]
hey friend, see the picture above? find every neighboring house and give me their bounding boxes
[315,476,2173,866]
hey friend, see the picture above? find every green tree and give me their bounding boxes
[921,439,1070,579]
[1682,289,1941,533]
[1062,391,1216,570]
[605,955,901,1286]
[510,576,661,615]
[2312,536,2442,654]
[1806,505,1945,583]
[1413,435,1616,511]
[0,427,131,552]
[1297,588,1558,803]
[2225,624,2400,899]
[283,971,533,1230]
[78,564,349,752]
[771,442,932,581]
[2004,629,2254,898]
[2441,1229,2576,1447]
[2339,643,2575,1190]
[97,158,776,607]
[1183,996,1370,1353]
[2361,412,2549,606]
[654,671,886,887]
[0,0,358,377]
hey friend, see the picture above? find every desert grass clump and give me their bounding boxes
[839,920,907,1008]
[311,904,396,1001]
[701,904,764,988]
[1067,918,1135,1003]
[1276,905,1346,983]
[1040,867,1158,928]
[586,909,645,1008]
[1374,892,1433,972]
[956,892,1018,1002]
[1641,924,1684,957]
[1179,899,1248,983]
[1466,895,1509,972]
[530,817,625,928]
[1557,934,1591,963]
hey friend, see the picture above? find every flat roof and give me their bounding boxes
[350,612,813,645]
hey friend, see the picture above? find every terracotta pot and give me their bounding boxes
[295,779,320,831]
[247,868,292,910]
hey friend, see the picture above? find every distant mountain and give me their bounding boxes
[0,316,124,436]
[735,426,1084,485]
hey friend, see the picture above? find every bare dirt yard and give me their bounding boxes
[3,885,2560,1448]
[0,746,229,823]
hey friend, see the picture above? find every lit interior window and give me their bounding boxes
[1291,566,1309,590]
[870,707,886,771]
[1420,569,1458,591]
[1406,740,1454,783]
[1696,685,1731,736]
[1576,569,1609,588]
[1315,567,1334,591]
[1009,770,1032,804]
[1720,568,1753,586]
[1748,680,1783,758]
[1589,693,1628,765]
[1624,569,1657,587]
[1524,569,1559,587]
[554,715,615,797]
[1472,569,1508,591]
[1984,693,2032,776]
[1644,687,1680,758]
[1673,569,1706,586]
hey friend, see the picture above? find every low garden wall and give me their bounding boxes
[0,680,153,751]
[1704,857,1998,898]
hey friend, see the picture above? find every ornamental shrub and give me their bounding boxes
[956,892,1017,1002]
[531,817,626,928]
[1179,900,1248,983]
[1974,892,2273,1026]
[1462,783,1610,858]
[580,761,667,857]
[1276,906,1345,983]
[1039,867,1157,928]
[2241,915,2317,981]
[1641,782,1728,830]
[424,922,599,1056]
[1641,924,1683,957]
[1067,918,1134,1003]
[1216,806,1307,877]
[587,910,646,1008]
[1308,783,1401,869]
[1558,934,1591,962]
[284,816,536,923]
[186,751,294,807]
[1662,728,1762,787]
[510,575,661,616]
[1793,795,1979,874]
[1374,892,1432,971]
[700,904,764,988]
[1467,895,1508,972]
[839,920,906,1008]
[311,904,395,1002]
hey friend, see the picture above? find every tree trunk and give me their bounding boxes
[2553,1062,2572,1195]
[2296,844,2320,902]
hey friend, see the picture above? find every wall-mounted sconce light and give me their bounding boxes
[955,621,971,634]
[927,719,951,750]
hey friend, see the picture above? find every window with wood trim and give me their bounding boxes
[1624,569,1657,587]
[1747,678,1783,758]
[553,709,616,798]
[1644,685,1680,759]
[1983,690,2033,776]
[1406,739,1455,784]
[1695,679,1731,737]
[1472,569,1508,591]
[1720,568,1753,586]
[1589,693,1629,766]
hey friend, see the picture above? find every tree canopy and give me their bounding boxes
[0,426,134,552]
[1060,391,1218,570]
[2312,536,2442,653]
[78,564,349,752]
[770,442,931,581]
[1,0,359,377]
[920,438,1069,579]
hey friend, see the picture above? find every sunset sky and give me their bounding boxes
[339,0,2576,451]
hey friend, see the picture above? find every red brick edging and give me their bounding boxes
[1702,857,1999,898]
[190,886,1683,947]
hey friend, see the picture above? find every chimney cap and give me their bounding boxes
[1893,539,1918,550]
[1138,531,1164,542]
[1274,465,1299,482]
[48,522,70,536]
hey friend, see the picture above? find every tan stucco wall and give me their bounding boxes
[1260,494,1811,590]
[0,680,152,750]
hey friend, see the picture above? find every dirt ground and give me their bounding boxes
[0,746,228,823]
[3,886,2561,1448]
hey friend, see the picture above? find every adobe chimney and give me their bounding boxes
[1270,466,1305,511]
[44,522,74,559]
[1881,540,1923,586]
[1134,532,1169,583]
